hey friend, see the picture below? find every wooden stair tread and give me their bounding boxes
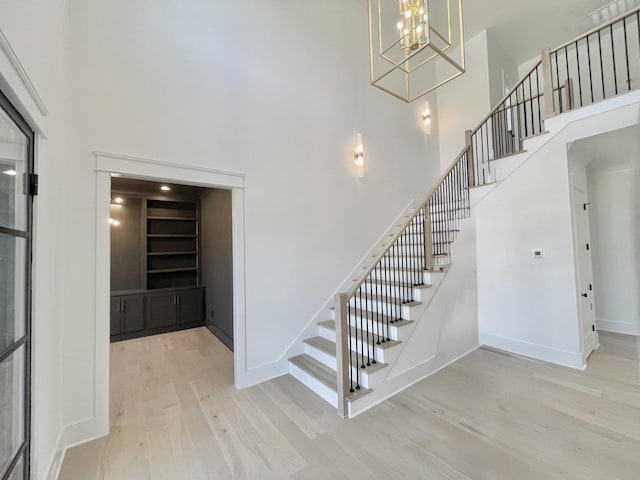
[317,322,403,349]
[363,279,432,289]
[350,293,421,307]
[328,309,415,328]
[289,354,336,391]
[303,337,389,374]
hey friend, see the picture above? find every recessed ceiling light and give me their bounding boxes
[109,218,120,226]
[110,173,121,178]
[160,185,171,191]
[114,197,123,204]
[3,169,17,176]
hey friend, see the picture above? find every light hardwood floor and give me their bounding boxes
[59,328,640,479]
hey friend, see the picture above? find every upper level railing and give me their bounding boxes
[334,5,640,417]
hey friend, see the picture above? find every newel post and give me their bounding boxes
[423,213,433,272]
[541,48,556,118]
[335,292,350,418]
[464,129,475,187]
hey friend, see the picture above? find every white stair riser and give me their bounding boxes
[304,343,337,370]
[348,298,414,318]
[316,327,398,363]
[360,282,426,301]
[368,269,431,284]
[348,362,386,389]
[378,256,427,268]
[289,363,337,408]
[302,343,380,390]
[326,314,411,341]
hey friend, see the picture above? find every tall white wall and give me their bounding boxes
[475,89,640,369]
[587,160,640,336]
[0,1,70,478]
[64,0,441,443]
[436,31,492,171]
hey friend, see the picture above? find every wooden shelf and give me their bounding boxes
[145,199,200,290]
[147,234,197,238]
[147,216,197,221]
[147,251,197,256]
[148,267,198,274]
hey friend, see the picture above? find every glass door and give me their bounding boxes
[0,88,34,480]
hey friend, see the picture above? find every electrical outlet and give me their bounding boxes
[532,249,545,258]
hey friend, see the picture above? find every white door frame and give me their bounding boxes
[93,151,246,437]
[569,174,599,364]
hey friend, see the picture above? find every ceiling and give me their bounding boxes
[464,0,624,63]
[569,124,640,169]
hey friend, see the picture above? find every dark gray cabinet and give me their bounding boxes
[177,289,204,324]
[110,294,145,340]
[111,286,205,342]
[147,293,177,328]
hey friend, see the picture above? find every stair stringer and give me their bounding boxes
[348,216,480,417]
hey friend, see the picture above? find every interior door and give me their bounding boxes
[0,89,34,480]
[572,183,598,360]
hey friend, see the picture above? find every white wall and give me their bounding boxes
[0,0,70,478]
[587,161,640,336]
[475,89,640,369]
[436,31,492,171]
[63,0,441,443]
[487,30,520,106]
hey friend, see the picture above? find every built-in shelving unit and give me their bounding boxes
[109,183,206,342]
[146,199,200,290]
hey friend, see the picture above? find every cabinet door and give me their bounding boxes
[178,289,204,324]
[147,293,177,328]
[110,299,122,335]
[121,296,145,333]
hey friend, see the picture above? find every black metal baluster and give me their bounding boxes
[623,17,631,91]
[348,303,355,392]
[575,41,583,106]
[564,46,570,110]
[610,25,618,95]
[354,289,362,384]
[587,35,594,103]
[598,30,605,99]
[535,66,542,136]
[551,52,563,113]
[363,285,371,367]
[528,73,534,137]
[372,270,380,347]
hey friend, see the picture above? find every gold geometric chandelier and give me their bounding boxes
[368,0,465,103]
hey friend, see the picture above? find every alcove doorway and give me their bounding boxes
[109,176,234,350]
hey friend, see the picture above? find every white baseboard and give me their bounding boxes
[235,359,289,389]
[597,318,640,336]
[479,332,585,370]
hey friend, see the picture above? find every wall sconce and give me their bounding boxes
[422,101,432,135]
[354,133,364,178]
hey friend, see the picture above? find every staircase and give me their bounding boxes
[287,6,640,417]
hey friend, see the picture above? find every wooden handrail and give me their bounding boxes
[471,60,543,137]
[552,4,640,54]
[342,144,471,299]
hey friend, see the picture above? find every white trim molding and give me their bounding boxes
[83,151,249,449]
[597,318,640,336]
[479,332,586,370]
[0,28,49,116]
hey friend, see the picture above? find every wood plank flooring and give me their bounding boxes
[59,329,640,479]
